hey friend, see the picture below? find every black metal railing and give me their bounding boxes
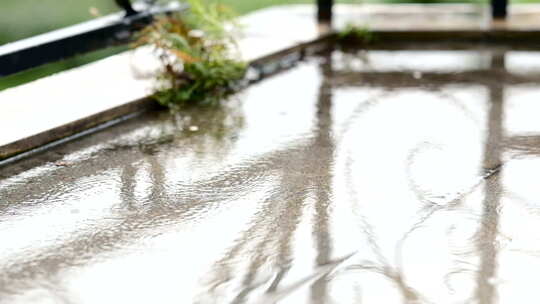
[491,0,507,19]
[0,0,510,78]
[316,0,509,24]
[0,1,187,77]
[317,0,333,25]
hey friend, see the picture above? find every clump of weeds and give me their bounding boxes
[133,0,247,110]
[338,23,374,44]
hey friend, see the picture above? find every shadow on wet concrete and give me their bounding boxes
[194,51,337,304]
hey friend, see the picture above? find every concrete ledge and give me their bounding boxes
[0,98,156,160]
[341,30,540,49]
[2,4,540,162]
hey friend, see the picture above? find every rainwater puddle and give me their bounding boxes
[2,46,540,303]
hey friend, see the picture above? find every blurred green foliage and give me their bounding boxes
[0,0,119,45]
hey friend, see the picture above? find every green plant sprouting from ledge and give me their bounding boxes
[133,0,247,109]
[338,23,374,43]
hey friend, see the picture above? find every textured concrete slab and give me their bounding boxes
[2,44,540,303]
[3,4,540,160]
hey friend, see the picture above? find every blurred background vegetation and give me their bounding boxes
[0,0,536,90]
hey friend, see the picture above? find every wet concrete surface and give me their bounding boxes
[2,45,540,303]
[5,3,540,160]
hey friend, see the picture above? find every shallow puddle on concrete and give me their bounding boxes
[2,47,540,303]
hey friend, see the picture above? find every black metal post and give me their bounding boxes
[491,0,507,19]
[317,0,333,25]
[115,0,138,16]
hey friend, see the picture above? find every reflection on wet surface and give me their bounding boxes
[2,46,540,303]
